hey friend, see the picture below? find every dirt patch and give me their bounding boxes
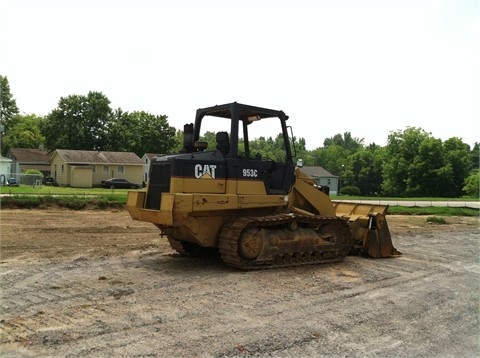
[1,210,479,357]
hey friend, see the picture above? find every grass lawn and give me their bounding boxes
[2,184,478,200]
[1,184,478,216]
[0,184,131,196]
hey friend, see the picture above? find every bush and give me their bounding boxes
[339,185,361,196]
[43,195,56,204]
[61,197,88,210]
[95,197,110,209]
[463,171,479,198]
[426,216,447,224]
[1,194,127,210]
[1,195,42,209]
[23,169,42,175]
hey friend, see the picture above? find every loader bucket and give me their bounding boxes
[333,202,401,258]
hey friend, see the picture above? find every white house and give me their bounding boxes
[142,153,163,185]
[299,165,340,195]
[0,155,12,185]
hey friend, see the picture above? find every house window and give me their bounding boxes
[103,165,109,174]
[92,165,96,173]
[327,179,331,185]
[61,164,64,173]
[145,158,148,164]
[117,165,125,174]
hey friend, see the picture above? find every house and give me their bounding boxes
[50,150,144,188]
[299,165,340,195]
[141,153,163,184]
[0,155,12,185]
[8,148,51,177]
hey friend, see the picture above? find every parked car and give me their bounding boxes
[42,176,56,185]
[7,178,19,187]
[101,178,140,189]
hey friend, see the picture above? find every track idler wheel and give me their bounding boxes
[238,228,264,260]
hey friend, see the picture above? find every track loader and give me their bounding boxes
[127,102,400,269]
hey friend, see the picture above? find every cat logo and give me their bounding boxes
[194,164,217,179]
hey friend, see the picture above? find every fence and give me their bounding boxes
[0,173,44,188]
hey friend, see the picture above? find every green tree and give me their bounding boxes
[292,137,308,163]
[1,114,45,155]
[315,144,349,180]
[172,128,185,153]
[0,75,20,132]
[108,110,177,156]
[316,132,366,187]
[470,142,479,170]
[405,137,451,197]
[442,137,472,197]
[383,129,471,197]
[199,131,217,152]
[349,145,385,195]
[42,91,113,151]
[382,127,431,196]
[323,132,364,151]
[463,170,479,198]
[248,135,286,162]
[106,108,129,151]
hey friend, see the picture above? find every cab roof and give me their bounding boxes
[195,102,289,121]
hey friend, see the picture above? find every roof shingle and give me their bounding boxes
[9,148,50,163]
[300,166,336,178]
[55,150,143,165]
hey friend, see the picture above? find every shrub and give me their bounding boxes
[58,196,88,210]
[1,194,128,210]
[426,216,447,224]
[463,171,479,198]
[1,195,42,208]
[339,185,361,196]
[22,169,42,175]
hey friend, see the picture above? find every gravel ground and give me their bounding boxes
[0,209,479,357]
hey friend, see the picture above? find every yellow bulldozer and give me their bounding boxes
[127,102,400,269]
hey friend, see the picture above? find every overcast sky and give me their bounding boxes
[3,0,479,150]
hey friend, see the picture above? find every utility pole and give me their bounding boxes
[339,164,345,194]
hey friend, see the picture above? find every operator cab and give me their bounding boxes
[183,102,296,195]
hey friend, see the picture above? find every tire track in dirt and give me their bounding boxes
[2,241,478,357]
[1,211,478,357]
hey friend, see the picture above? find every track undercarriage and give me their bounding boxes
[158,207,400,270]
[168,213,352,270]
[218,214,352,270]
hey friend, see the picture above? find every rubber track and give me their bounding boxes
[218,213,352,270]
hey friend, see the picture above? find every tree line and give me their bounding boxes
[1,75,478,198]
